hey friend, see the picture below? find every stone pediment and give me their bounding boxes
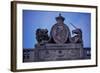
[34,13,84,61]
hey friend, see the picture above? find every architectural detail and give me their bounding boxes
[23,14,85,62]
[50,13,70,44]
[36,28,49,44]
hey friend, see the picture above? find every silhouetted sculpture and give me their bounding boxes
[71,28,83,43]
[34,13,84,61]
[36,28,49,44]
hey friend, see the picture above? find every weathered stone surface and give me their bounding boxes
[50,23,70,44]
[23,48,90,62]
[33,14,84,62]
[34,43,83,61]
[44,43,83,49]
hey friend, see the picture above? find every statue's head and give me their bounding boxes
[72,28,82,34]
[36,28,48,35]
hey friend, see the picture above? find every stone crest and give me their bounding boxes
[51,23,70,44]
[35,13,84,61]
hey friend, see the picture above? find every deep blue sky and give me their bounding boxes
[23,10,91,48]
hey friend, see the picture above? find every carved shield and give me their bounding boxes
[51,23,70,44]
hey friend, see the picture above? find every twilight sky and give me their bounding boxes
[23,10,91,48]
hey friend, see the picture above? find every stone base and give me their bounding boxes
[34,43,84,61]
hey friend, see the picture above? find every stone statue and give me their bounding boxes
[70,28,83,43]
[34,13,84,61]
[36,28,49,44]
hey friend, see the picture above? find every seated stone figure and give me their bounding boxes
[70,28,83,43]
[36,28,49,45]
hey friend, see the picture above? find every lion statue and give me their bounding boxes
[70,28,83,43]
[36,28,49,44]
